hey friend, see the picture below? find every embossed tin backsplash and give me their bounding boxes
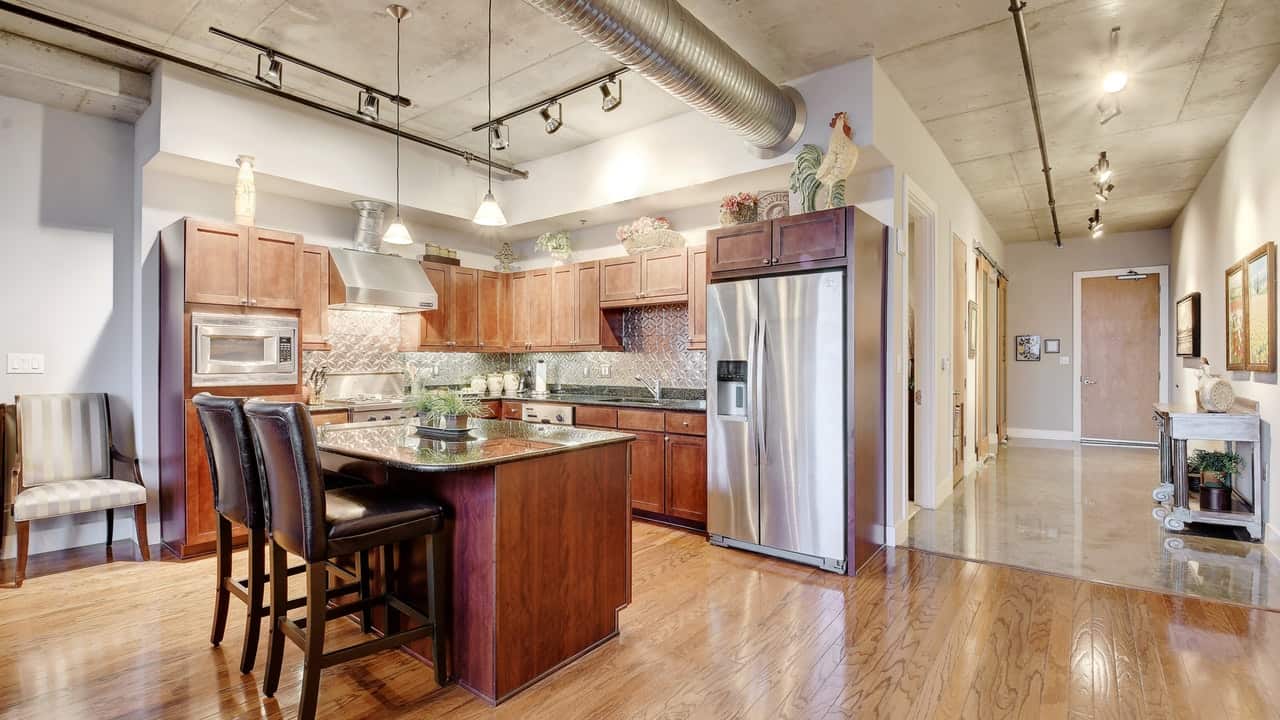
[303,305,706,391]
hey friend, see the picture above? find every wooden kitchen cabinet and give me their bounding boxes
[707,220,772,274]
[450,266,480,349]
[183,220,249,305]
[552,265,577,347]
[665,434,707,523]
[773,208,845,266]
[687,246,707,350]
[478,271,506,350]
[508,272,529,351]
[501,401,523,420]
[309,408,349,426]
[401,263,489,352]
[527,268,553,348]
[481,400,502,419]
[707,208,848,279]
[599,248,689,308]
[301,244,331,350]
[247,227,304,309]
[629,430,667,514]
[599,256,642,304]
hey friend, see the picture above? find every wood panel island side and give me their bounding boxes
[315,418,633,705]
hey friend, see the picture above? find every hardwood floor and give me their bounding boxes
[2,522,1279,718]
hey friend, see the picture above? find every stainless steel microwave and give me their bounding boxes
[191,313,298,388]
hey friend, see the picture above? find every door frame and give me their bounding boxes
[1072,265,1170,441]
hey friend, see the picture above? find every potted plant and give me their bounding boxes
[1188,449,1241,512]
[412,388,491,430]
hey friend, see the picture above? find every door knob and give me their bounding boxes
[1081,376,1097,385]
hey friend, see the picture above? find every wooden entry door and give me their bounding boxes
[1080,274,1160,443]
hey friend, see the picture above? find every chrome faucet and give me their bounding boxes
[635,376,661,401]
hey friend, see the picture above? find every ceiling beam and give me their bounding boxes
[0,30,149,121]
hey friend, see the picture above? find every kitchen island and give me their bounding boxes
[315,418,634,704]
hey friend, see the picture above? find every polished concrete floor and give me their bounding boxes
[908,439,1280,610]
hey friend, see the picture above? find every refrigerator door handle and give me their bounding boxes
[756,321,768,465]
[749,318,761,461]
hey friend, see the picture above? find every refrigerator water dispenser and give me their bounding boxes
[716,360,748,417]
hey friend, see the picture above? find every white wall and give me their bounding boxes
[0,95,138,556]
[1171,64,1280,542]
[1005,230,1172,436]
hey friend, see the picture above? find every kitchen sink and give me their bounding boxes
[593,397,663,406]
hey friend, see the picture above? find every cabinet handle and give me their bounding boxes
[249,299,257,305]
[762,259,770,265]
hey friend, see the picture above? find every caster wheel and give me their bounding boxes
[1163,516,1186,532]
[1164,537,1185,551]
[1152,506,1169,521]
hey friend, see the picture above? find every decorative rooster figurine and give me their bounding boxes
[790,112,860,213]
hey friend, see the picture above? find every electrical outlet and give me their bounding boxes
[7,353,44,374]
[600,364,610,377]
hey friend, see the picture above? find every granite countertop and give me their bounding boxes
[316,417,634,471]
[470,392,707,412]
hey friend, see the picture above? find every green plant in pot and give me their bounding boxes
[1189,449,1241,513]
[412,389,491,430]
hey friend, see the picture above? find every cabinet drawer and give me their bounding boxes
[502,401,523,420]
[575,405,618,428]
[481,400,502,420]
[618,408,665,432]
[665,412,706,436]
[309,409,349,426]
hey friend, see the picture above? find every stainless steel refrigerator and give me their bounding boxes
[706,270,847,573]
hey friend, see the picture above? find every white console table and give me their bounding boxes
[1152,401,1264,540]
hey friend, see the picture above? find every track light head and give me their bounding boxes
[1101,27,1128,93]
[256,53,283,89]
[1088,209,1104,239]
[1091,151,1112,183]
[600,77,622,112]
[540,101,563,134]
[490,123,509,151]
[1094,181,1115,203]
[357,90,380,121]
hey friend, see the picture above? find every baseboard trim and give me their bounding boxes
[1006,427,1077,442]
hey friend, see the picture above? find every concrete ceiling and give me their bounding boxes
[2,0,1277,243]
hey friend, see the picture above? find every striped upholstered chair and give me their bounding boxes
[8,394,149,586]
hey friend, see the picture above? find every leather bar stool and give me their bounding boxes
[192,393,373,675]
[244,400,450,720]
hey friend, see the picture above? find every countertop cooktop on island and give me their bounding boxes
[316,417,634,471]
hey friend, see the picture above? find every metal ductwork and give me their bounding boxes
[524,0,806,157]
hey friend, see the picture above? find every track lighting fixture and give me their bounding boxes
[1101,27,1128,93]
[540,101,563,134]
[1091,151,1112,184]
[600,76,622,112]
[473,0,507,227]
[1094,180,1115,203]
[256,53,283,88]
[1088,209,1104,239]
[382,4,413,246]
[357,90,380,121]
[489,123,509,151]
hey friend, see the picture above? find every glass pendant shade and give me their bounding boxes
[472,191,507,226]
[382,216,413,245]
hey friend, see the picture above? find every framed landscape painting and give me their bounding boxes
[1245,242,1276,372]
[1175,292,1200,357]
[1226,261,1247,370]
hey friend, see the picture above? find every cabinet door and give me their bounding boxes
[478,271,506,351]
[641,248,688,301]
[509,273,529,350]
[630,431,666,514]
[687,247,707,349]
[300,245,330,349]
[184,220,248,305]
[247,227,304,309]
[501,401,523,420]
[450,266,480,349]
[665,434,707,523]
[707,221,772,273]
[481,400,502,420]
[600,256,642,304]
[551,265,577,346]
[418,263,452,349]
[527,268,553,348]
[773,208,846,266]
[575,261,602,347]
[184,401,218,546]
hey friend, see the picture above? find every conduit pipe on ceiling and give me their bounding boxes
[1008,0,1062,247]
[524,0,805,158]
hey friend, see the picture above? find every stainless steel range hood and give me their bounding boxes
[328,247,437,313]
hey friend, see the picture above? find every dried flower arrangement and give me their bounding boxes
[719,192,759,225]
[534,230,572,260]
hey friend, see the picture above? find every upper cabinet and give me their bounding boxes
[707,208,847,278]
[599,248,689,308]
[505,268,552,351]
[478,271,506,350]
[450,266,480,349]
[401,262,501,352]
[300,244,330,350]
[687,246,707,350]
[183,219,302,309]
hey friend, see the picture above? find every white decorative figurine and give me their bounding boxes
[234,154,256,225]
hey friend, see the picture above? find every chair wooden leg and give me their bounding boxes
[105,508,114,548]
[15,520,29,588]
[427,533,449,686]
[357,549,372,633]
[132,504,150,561]
[262,540,289,698]
[296,562,329,720]
[239,527,267,674]
[210,516,232,647]
[381,543,399,634]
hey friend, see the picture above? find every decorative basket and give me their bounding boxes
[622,228,685,256]
[1197,378,1235,413]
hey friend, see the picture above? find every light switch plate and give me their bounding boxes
[7,353,45,374]
[1059,356,1071,365]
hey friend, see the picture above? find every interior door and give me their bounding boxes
[1081,274,1161,443]
[758,271,846,562]
[975,256,991,459]
[706,279,759,545]
[952,235,966,484]
[997,275,1008,443]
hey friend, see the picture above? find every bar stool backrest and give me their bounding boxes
[243,400,327,561]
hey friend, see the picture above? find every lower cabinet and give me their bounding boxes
[629,431,668,514]
[665,434,707,523]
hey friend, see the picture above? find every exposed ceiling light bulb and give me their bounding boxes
[489,123,509,151]
[382,215,413,245]
[473,190,507,226]
[358,90,380,121]
[1102,70,1128,94]
[540,101,563,134]
[600,77,622,112]
[256,53,283,88]
[1101,27,1128,94]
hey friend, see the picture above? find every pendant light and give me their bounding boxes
[382,5,413,246]
[473,0,508,227]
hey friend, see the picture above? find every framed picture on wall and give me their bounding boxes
[967,301,978,359]
[1175,292,1201,357]
[1244,242,1276,372]
[1044,338,1061,353]
[1015,335,1041,361]
[1226,261,1247,370]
